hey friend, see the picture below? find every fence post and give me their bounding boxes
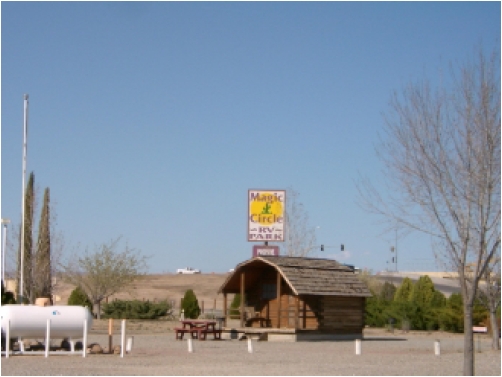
[187,338,193,353]
[120,320,126,358]
[355,339,361,355]
[434,340,440,356]
[247,338,253,353]
[108,318,114,354]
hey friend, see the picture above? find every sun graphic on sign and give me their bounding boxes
[250,192,284,226]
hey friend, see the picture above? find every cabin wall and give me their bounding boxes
[319,296,365,334]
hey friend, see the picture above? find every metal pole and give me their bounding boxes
[19,94,28,303]
[1,219,10,283]
[395,228,398,272]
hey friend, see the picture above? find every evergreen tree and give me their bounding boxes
[34,188,51,299]
[68,286,93,313]
[181,289,200,319]
[380,281,397,301]
[17,172,34,303]
[393,277,414,302]
[230,293,241,316]
[410,275,436,307]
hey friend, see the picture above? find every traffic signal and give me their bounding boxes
[320,244,324,251]
[341,244,344,251]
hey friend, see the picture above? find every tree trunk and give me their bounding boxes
[94,301,102,320]
[463,303,474,376]
[489,309,500,350]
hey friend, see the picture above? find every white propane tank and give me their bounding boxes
[1,305,93,338]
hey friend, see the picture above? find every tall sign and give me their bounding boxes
[248,189,286,242]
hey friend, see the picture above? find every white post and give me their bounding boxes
[181,309,185,321]
[355,339,361,355]
[5,320,10,358]
[434,340,440,356]
[247,338,253,353]
[187,338,193,353]
[120,320,126,358]
[83,319,88,358]
[126,336,134,354]
[19,94,28,303]
[45,319,51,358]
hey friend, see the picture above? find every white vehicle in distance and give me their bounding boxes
[176,267,201,274]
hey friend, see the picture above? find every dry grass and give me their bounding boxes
[53,273,230,311]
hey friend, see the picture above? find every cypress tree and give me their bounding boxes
[181,289,201,319]
[17,172,34,303]
[34,188,51,299]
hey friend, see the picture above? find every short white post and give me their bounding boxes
[355,339,361,355]
[126,336,134,353]
[45,319,51,358]
[120,320,126,358]
[187,338,193,353]
[434,340,440,356]
[5,320,10,358]
[83,319,88,358]
[181,309,185,321]
[247,338,253,353]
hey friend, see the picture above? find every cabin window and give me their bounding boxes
[262,283,276,299]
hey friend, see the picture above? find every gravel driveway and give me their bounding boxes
[2,331,500,375]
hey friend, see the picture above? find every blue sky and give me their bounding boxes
[1,2,500,274]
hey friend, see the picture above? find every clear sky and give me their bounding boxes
[1,2,500,274]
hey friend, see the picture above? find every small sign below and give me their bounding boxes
[253,245,279,257]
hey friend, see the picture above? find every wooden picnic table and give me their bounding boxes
[174,320,222,341]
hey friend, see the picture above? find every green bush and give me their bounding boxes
[1,281,16,305]
[67,286,93,314]
[181,289,200,319]
[102,299,171,319]
[229,293,241,317]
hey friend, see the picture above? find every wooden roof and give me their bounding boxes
[218,256,371,297]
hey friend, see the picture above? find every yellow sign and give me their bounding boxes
[248,190,285,242]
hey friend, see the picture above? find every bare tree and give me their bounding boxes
[476,255,501,350]
[279,188,318,257]
[358,48,500,375]
[60,238,148,318]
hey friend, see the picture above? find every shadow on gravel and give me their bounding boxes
[362,337,407,341]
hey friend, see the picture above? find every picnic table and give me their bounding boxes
[174,320,222,341]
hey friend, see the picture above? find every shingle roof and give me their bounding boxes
[218,256,371,297]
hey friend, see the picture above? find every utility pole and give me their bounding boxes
[19,94,28,303]
[1,218,10,283]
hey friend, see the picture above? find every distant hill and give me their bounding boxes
[52,273,231,312]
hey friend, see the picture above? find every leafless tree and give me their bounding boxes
[60,238,148,319]
[278,188,318,257]
[358,48,500,375]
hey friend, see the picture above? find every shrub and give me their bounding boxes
[68,286,93,314]
[1,281,16,305]
[102,299,171,319]
[181,290,200,319]
[229,293,241,317]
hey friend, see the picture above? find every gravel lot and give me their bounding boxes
[2,330,500,376]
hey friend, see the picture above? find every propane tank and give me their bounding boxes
[1,305,93,338]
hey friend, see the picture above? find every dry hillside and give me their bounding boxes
[53,273,231,312]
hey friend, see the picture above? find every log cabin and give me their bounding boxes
[218,256,371,341]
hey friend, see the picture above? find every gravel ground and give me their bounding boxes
[2,331,500,376]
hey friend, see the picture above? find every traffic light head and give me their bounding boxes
[320,244,324,251]
[341,244,344,251]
